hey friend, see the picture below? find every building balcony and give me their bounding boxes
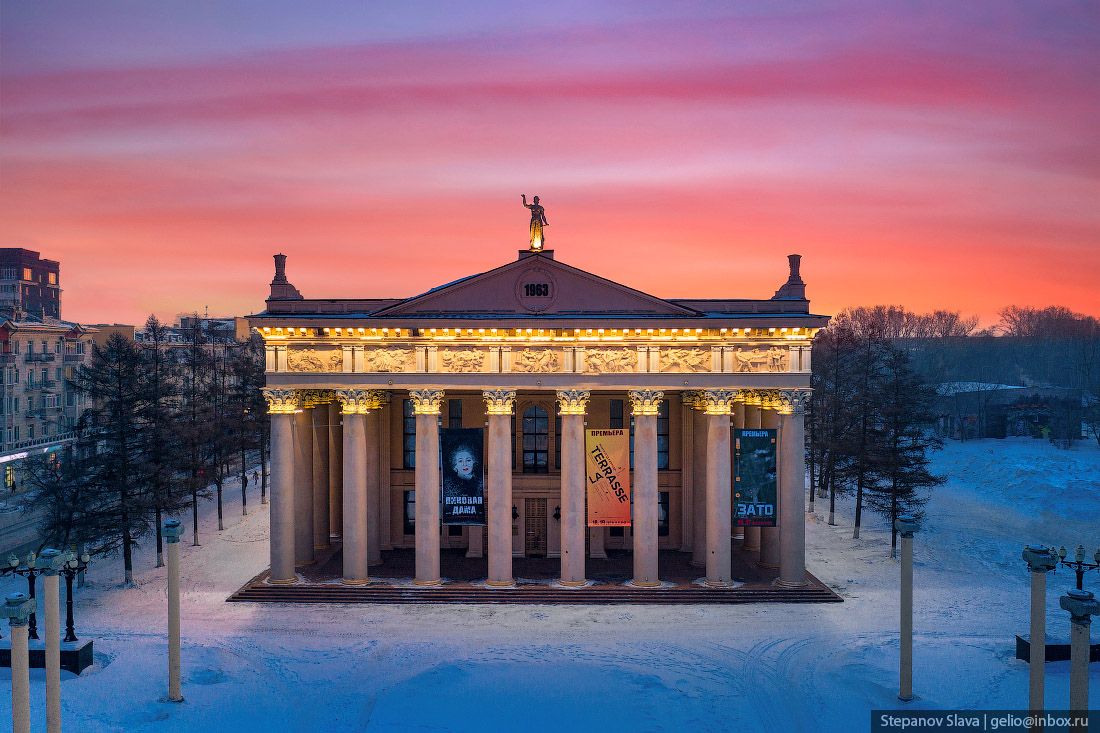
[63,353,84,362]
[0,353,14,364]
[24,353,56,363]
[0,431,79,460]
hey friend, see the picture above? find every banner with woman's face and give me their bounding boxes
[441,427,486,525]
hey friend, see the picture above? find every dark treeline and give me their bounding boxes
[808,303,1100,553]
[23,315,268,584]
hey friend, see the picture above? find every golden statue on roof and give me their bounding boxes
[521,194,548,251]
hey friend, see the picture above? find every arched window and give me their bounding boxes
[522,405,549,474]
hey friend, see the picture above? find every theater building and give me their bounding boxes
[250,244,827,590]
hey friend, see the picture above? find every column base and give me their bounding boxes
[558,578,587,587]
[413,577,444,586]
[368,559,383,567]
[294,560,316,567]
[340,578,371,586]
[629,579,661,588]
[897,694,915,703]
[485,579,515,588]
[775,577,809,588]
[703,579,733,588]
[759,561,779,569]
[588,552,607,560]
[313,544,331,551]
[690,559,706,568]
[743,545,760,552]
[329,533,342,541]
[267,576,299,585]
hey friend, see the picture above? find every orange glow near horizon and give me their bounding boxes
[1,4,1097,328]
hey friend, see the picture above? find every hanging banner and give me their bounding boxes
[585,429,631,527]
[734,428,777,527]
[440,428,485,525]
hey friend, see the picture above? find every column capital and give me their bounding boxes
[409,389,445,415]
[701,389,738,415]
[262,387,299,414]
[335,388,386,414]
[628,389,664,416]
[681,389,706,410]
[483,389,517,415]
[555,389,591,415]
[739,388,762,406]
[757,388,782,410]
[298,389,334,408]
[777,388,813,415]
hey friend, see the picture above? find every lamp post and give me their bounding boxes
[1021,545,1057,712]
[60,549,90,643]
[8,551,44,640]
[895,515,920,702]
[39,548,65,733]
[1052,545,1100,590]
[1059,588,1098,722]
[165,518,184,703]
[2,592,36,733]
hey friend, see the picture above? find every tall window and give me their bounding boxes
[628,398,670,469]
[402,399,416,468]
[609,399,624,429]
[522,405,549,474]
[403,490,415,534]
[448,399,463,429]
[656,399,670,469]
[554,415,562,469]
[658,492,670,536]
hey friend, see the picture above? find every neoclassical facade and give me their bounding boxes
[251,247,827,590]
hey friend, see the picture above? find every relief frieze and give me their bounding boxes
[441,348,486,373]
[512,347,560,373]
[585,348,637,373]
[286,346,342,372]
[364,347,413,372]
[732,346,787,373]
[660,347,709,372]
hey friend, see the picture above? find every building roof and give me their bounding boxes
[251,249,829,330]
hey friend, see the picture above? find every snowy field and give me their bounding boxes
[0,438,1098,732]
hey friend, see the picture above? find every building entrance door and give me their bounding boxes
[525,498,547,557]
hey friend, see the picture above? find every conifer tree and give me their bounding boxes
[866,345,943,556]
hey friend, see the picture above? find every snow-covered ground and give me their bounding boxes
[0,438,1098,732]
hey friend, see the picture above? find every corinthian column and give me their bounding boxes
[335,389,379,585]
[410,389,444,585]
[312,396,331,551]
[483,389,517,586]
[686,392,707,568]
[262,388,298,583]
[703,389,737,587]
[293,398,315,565]
[777,389,811,587]
[556,389,590,586]
[629,389,663,587]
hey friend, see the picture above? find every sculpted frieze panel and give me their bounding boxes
[364,347,414,373]
[512,347,560,373]
[441,348,486,373]
[586,348,637,373]
[286,346,342,372]
[732,345,788,373]
[660,347,709,372]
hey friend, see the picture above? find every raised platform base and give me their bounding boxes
[1015,634,1100,663]
[0,638,94,675]
[230,547,842,605]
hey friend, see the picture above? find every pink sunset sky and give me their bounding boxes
[1,1,1097,327]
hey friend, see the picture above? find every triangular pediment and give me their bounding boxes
[372,253,697,317]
